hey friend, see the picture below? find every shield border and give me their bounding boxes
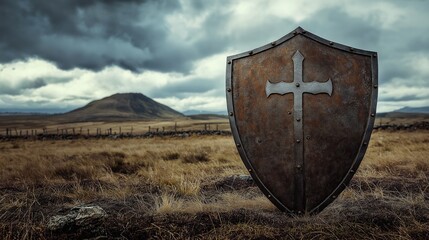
[225,26,378,214]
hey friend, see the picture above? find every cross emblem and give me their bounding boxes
[265,50,333,212]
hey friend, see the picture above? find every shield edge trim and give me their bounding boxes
[225,26,378,214]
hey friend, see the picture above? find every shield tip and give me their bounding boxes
[294,26,305,33]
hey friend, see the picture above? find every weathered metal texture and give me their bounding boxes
[226,27,378,214]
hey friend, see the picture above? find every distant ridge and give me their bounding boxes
[377,106,429,118]
[394,106,429,114]
[182,109,227,116]
[62,93,184,122]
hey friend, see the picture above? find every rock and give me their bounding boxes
[179,133,190,138]
[235,175,253,182]
[47,205,107,231]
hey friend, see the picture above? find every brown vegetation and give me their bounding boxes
[0,117,230,136]
[0,131,428,239]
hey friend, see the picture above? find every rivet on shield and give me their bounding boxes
[237,143,241,147]
[350,169,355,173]
[371,113,375,117]
[248,168,252,172]
[374,85,378,89]
[295,83,300,87]
[296,165,302,170]
[249,51,253,55]
[350,47,354,52]
[257,138,262,143]
[296,118,301,122]
[267,194,271,198]
[288,111,292,115]
[306,135,311,140]
[227,60,231,64]
[363,142,368,146]
[329,41,334,45]
[271,41,276,46]
[227,88,232,92]
[332,195,337,199]
[296,139,301,143]
[229,112,234,116]
[294,31,297,35]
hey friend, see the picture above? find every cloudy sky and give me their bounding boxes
[0,0,428,113]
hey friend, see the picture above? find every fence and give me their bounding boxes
[1,122,231,138]
[3,121,427,139]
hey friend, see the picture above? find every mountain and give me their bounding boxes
[377,106,429,118]
[394,106,429,114]
[62,93,184,122]
[182,109,227,116]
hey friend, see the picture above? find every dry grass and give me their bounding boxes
[0,116,230,136]
[0,131,428,239]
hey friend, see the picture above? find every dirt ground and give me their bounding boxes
[0,130,428,239]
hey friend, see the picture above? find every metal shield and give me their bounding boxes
[226,27,378,214]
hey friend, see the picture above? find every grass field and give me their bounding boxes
[0,116,230,136]
[0,129,428,239]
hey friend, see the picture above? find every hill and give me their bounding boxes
[188,114,228,120]
[394,106,429,113]
[182,109,227,116]
[377,106,429,118]
[62,93,184,122]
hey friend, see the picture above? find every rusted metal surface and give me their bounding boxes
[226,27,378,214]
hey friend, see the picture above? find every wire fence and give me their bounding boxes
[2,121,428,140]
[1,122,232,139]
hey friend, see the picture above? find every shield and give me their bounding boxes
[226,27,378,214]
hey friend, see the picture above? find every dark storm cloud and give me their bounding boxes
[1,0,429,113]
[0,81,47,95]
[0,76,72,95]
[0,0,221,72]
[60,95,93,102]
[380,95,428,102]
[301,9,381,48]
